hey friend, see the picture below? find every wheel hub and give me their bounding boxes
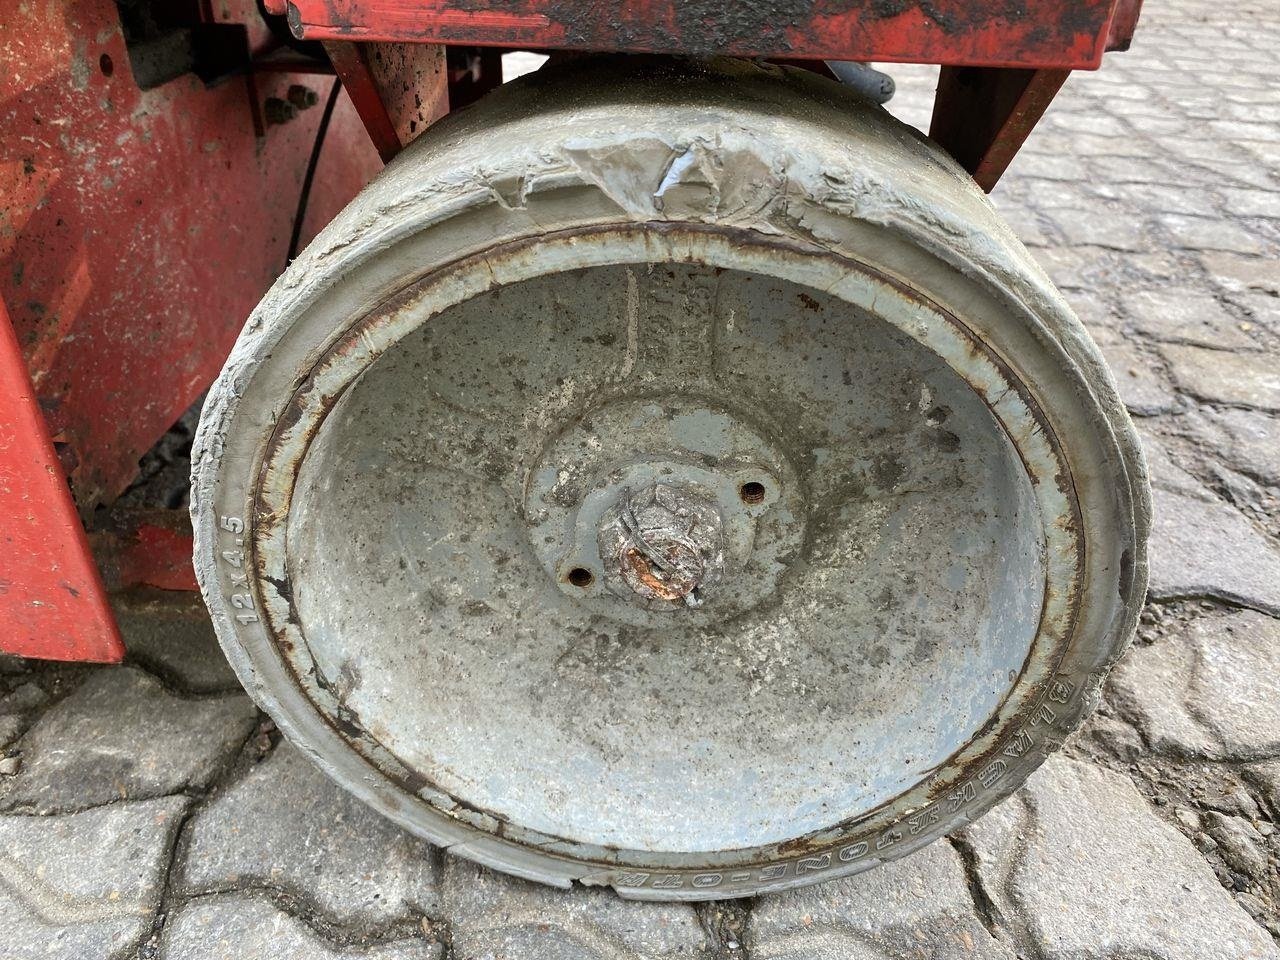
[525,396,799,624]
[600,482,722,607]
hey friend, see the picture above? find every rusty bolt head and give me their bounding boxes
[264,97,297,126]
[287,84,319,110]
[598,483,723,608]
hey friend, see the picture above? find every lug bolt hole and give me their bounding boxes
[566,567,595,588]
[739,481,767,505]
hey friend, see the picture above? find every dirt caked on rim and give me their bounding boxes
[192,60,1150,899]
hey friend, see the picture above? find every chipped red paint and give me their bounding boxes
[0,297,124,663]
[287,0,1142,70]
[0,0,381,511]
[1,0,380,660]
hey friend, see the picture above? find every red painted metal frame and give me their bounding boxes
[1,0,380,511]
[0,298,124,663]
[0,0,380,661]
[930,67,1073,192]
[284,0,1138,70]
[325,41,450,162]
[325,42,406,161]
[2,0,1144,663]
[91,508,200,594]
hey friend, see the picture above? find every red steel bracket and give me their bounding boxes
[0,298,124,663]
[929,67,1072,192]
[326,41,449,162]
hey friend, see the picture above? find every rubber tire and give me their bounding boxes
[193,57,1150,900]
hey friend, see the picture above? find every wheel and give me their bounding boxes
[192,58,1150,900]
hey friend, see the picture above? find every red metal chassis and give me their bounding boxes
[1,0,1143,662]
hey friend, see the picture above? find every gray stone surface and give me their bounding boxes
[0,683,49,752]
[1243,761,1280,818]
[1204,811,1272,879]
[161,896,443,960]
[958,756,1279,960]
[1146,486,1280,615]
[1199,252,1280,298]
[1109,610,1280,760]
[180,742,442,926]
[440,856,711,959]
[1125,287,1259,350]
[0,796,186,959]
[1162,343,1280,411]
[747,839,1013,959]
[1241,290,1280,336]
[1098,339,1183,416]
[0,666,258,812]
[0,682,49,715]
[1188,407,1280,487]
[1136,425,1210,498]
[114,590,242,694]
[1160,213,1267,255]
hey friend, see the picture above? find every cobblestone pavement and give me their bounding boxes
[3,0,1280,956]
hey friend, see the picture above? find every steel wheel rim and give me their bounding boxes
[243,223,1083,873]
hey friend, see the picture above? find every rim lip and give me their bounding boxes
[236,222,1085,872]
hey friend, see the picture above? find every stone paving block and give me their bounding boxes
[1162,342,1280,411]
[180,741,441,926]
[162,896,443,960]
[1124,287,1258,349]
[1146,486,1280,615]
[1098,340,1183,416]
[1060,288,1123,342]
[1223,188,1280,220]
[1239,290,1280,336]
[114,590,242,694]
[957,756,1278,960]
[1212,161,1280,192]
[1108,609,1280,760]
[1048,204,1153,250]
[0,682,44,751]
[1135,425,1210,498]
[0,667,258,812]
[1203,811,1272,878]
[440,855,711,959]
[0,716,23,751]
[1012,150,1085,181]
[1242,761,1280,815]
[0,682,49,714]
[1160,214,1267,254]
[0,796,186,960]
[1186,407,1280,487]
[1104,182,1218,217]
[746,838,1013,960]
